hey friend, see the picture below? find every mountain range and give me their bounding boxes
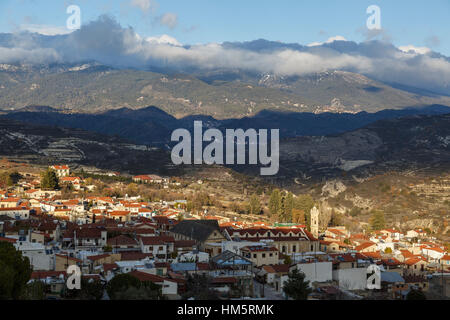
[2,104,450,148]
[1,61,450,119]
[1,110,449,183]
[0,118,175,175]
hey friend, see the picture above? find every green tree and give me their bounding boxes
[349,207,362,217]
[22,280,47,300]
[0,241,32,299]
[283,255,292,265]
[114,283,163,300]
[283,269,312,300]
[329,210,343,227]
[294,195,315,229]
[369,210,386,231]
[40,168,59,190]
[269,189,282,218]
[248,194,262,215]
[0,171,21,187]
[9,171,22,184]
[80,279,105,300]
[182,274,219,300]
[0,171,22,187]
[106,274,141,300]
[284,192,294,222]
[406,288,427,300]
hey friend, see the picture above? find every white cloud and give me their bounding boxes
[0,47,61,64]
[130,0,157,14]
[159,13,178,29]
[146,35,182,46]
[398,45,431,55]
[0,16,449,95]
[19,24,74,36]
[307,36,347,47]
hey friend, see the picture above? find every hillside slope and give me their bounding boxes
[1,63,450,118]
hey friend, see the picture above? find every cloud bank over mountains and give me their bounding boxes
[0,16,449,95]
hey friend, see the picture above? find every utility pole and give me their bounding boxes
[442,263,445,298]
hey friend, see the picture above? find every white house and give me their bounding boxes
[15,241,55,270]
[295,261,333,284]
[139,236,174,258]
[0,207,30,220]
[332,267,368,290]
[422,247,445,262]
[50,165,70,177]
[407,229,427,238]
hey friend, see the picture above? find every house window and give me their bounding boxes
[253,254,257,259]
[293,245,297,252]
[262,254,266,258]
[269,253,273,257]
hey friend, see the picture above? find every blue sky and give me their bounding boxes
[0,0,449,55]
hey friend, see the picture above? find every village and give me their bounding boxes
[1,162,449,300]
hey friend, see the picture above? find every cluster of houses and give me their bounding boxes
[0,165,449,300]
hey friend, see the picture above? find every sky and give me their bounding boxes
[0,0,449,95]
[0,0,449,55]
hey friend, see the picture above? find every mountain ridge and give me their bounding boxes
[2,104,450,148]
[1,61,450,118]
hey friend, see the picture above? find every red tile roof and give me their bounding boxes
[107,235,138,246]
[87,254,111,261]
[0,236,17,243]
[128,270,164,283]
[120,252,154,261]
[103,263,119,272]
[355,242,376,251]
[31,271,66,279]
[263,264,290,273]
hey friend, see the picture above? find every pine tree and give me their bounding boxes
[40,168,59,190]
[248,194,262,215]
[283,269,312,300]
[269,189,282,218]
[284,192,294,222]
[294,195,315,229]
[369,210,386,231]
